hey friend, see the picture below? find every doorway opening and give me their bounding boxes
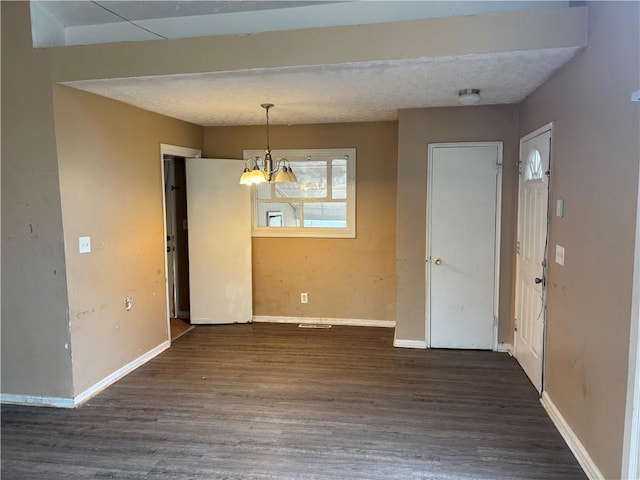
[164,155,192,340]
[161,144,201,341]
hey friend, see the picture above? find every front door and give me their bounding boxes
[514,126,552,393]
[427,143,502,349]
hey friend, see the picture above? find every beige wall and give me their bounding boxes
[519,2,640,478]
[395,105,520,343]
[204,123,397,321]
[53,86,203,395]
[1,2,73,398]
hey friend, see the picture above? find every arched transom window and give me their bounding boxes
[525,149,544,181]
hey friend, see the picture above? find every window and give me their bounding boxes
[244,148,356,238]
[525,149,544,181]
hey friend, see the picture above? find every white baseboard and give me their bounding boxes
[0,393,75,408]
[540,391,604,480]
[2,341,171,409]
[496,342,512,353]
[393,339,427,349]
[252,316,395,328]
[73,340,170,406]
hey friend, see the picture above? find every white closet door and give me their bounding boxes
[428,143,502,349]
[186,158,252,324]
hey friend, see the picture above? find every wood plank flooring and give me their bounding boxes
[170,317,193,341]
[1,324,586,479]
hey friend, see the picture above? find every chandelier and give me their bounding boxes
[239,103,297,185]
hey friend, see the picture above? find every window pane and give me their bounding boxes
[257,202,300,227]
[525,149,544,182]
[256,182,271,200]
[276,161,327,198]
[247,148,355,238]
[303,202,347,228]
[332,158,347,199]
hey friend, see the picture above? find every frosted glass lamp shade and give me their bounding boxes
[275,167,293,183]
[239,168,252,185]
[250,169,267,184]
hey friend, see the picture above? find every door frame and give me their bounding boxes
[514,122,553,392]
[160,144,201,342]
[622,152,640,478]
[425,142,503,350]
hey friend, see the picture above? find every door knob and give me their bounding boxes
[433,257,442,265]
[534,277,544,284]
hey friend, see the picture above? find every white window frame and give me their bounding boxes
[244,148,356,238]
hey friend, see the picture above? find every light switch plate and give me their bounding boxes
[555,244,565,265]
[556,199,564,218]
[79,236,91,254]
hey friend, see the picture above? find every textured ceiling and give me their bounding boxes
[65,47,579,126]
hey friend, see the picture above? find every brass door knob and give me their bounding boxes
[433,257,442,265]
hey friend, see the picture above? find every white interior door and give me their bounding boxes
[186,158,252,324]
[427,143,502,349]
[514,127,551,393]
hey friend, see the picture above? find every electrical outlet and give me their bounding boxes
[79,236,91,254]
[301,293,308,304]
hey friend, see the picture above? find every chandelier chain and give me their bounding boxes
[266,106,270,151]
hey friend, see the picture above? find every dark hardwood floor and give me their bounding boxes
[1,324,586,479]
[170,317,193,341]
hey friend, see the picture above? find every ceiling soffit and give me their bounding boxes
[52,6,587,126]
